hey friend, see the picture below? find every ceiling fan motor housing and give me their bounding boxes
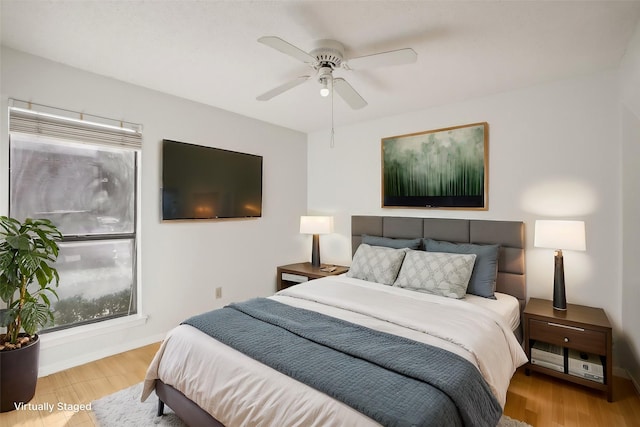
[310,39,345,70]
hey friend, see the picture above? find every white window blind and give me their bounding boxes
[8,99,142,149]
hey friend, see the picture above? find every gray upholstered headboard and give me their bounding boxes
[351,216,526,312]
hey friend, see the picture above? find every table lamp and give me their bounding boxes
[534,220,586,311]
[300,216,334,267]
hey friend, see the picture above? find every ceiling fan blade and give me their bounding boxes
[346,48,417,70]
[256,76,311,101]
[258,36,316,64]
[333,78,367,110]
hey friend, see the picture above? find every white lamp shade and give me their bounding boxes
[534,220,586,251]
[300,216,334,235]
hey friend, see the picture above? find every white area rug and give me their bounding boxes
[92,382,183,426]
[92,382,532,427]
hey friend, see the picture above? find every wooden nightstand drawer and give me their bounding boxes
[276,262,349,291]
[529,319,606,354]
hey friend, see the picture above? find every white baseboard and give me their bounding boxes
[38,332,166,377]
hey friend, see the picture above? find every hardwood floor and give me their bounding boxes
[504,368,640,427]
[0,343,160,427]
[1,343,638,426]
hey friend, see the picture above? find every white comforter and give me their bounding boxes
[142,276,528,427]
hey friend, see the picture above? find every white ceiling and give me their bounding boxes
[2,1,640,133]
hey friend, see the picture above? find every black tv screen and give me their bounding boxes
[162,139,263,220]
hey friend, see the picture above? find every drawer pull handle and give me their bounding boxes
[547,322,585,332]
[564,337,569,343]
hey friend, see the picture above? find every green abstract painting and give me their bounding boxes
[382,122,488,209]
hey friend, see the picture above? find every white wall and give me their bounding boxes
[308,70,625,363]
[620,20,640,389]
[0,47,308,374]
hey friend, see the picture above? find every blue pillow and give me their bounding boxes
[423,238,500,299]
[362,234,422,250]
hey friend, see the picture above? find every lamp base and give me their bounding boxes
[311,234,320,268]
[553,250,567,311]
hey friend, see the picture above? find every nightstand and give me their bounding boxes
[276,262,349,291]
[523,298,613,401]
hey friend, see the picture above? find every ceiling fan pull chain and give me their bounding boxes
[330,76,335,148]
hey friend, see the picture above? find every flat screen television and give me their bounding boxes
[161,139,263,220]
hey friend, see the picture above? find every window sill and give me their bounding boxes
[39,314,148,350]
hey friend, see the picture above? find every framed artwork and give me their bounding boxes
[381,122,488,210]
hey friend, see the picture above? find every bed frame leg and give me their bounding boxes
[157,399,165,416]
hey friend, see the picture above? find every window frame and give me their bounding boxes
[7,100,142,332]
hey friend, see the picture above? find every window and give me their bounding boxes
[8,100,141,331]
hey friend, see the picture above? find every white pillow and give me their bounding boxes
[393,250,477,298]
[346,244,408,285]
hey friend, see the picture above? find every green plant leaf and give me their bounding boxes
[0,275,16,302]
[19,301,50,335]
[34,267,47,287]
[0,307,17,327]
[0,216,20,235]
[6,234,30,250]
[40,292,51,307]
[48,287,59,301]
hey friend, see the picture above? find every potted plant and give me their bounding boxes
[0,216,62,412]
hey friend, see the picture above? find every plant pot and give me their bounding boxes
[0,334,40,412]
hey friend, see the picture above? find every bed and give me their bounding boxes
[142,216,528,427]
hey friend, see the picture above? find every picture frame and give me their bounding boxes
[381,122,488,210]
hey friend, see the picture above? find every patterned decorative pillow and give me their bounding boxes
[393,250,477,299]
[346,244,408,285]
[424,239,500,299]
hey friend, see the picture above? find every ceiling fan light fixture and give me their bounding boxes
[320,79,330,97]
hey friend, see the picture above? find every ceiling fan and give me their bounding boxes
[256,36,418,110]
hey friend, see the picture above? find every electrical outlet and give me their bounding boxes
[215,287,222,299]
